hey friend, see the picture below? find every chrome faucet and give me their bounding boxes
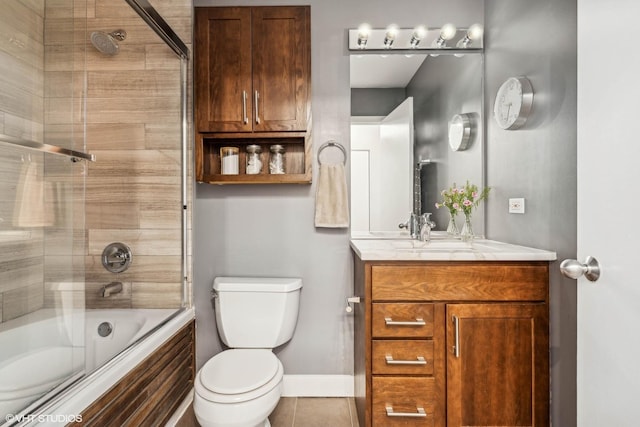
[399,212,421,239]
[419,213,436,242]
[400,212,436,241]
[101,281,123,298]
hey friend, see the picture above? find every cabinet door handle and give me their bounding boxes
[242,91,248,124]
[385,355,427,365]
[452,315,460,358]
[385,405,427,418]
[254,90,261,124]
[384,317,426,326]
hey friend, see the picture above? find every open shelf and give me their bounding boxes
[196,133,312,184]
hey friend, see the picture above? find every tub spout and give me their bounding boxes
[101,281,123,298]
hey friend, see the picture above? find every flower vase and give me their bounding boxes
[447,212,459,236]
[460,214,474,242]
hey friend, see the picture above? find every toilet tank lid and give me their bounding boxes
[213,277,302,292]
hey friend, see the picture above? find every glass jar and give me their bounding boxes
[245,144,262,175]
[220,146,239,175]
[269,144,285,174]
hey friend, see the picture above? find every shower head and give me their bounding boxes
[90,30,127,56]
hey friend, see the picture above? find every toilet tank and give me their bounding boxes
[213,277,302,348]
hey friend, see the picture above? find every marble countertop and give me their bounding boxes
[350,235,557,261]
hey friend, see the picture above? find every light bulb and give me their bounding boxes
[455,24,484,50]
[467,23,483,40]
[410,25,428,48]
[440,23,457,41]
[384,24,398,48]
[357,23,370,49]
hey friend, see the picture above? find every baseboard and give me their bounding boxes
[281,375,354,397]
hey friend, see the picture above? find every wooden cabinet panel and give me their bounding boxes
[372,303,434,338]
[195,6,309,133]
[252,7,310,132]
[371,263,548,302]
[195,7,252,133]
[372,340,434,375]
[194,6,312,184]
[372,377,436,427]
[446,303,549,427]
[355,259,550,427]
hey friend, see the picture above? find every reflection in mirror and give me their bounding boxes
[351,98,413,233]
[350,52,484,237]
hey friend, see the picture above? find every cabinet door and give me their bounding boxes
[195,8,253,132]
[446,304,549,427]
[251,7,310,132]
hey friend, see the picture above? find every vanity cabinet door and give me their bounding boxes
[446,303,549,427]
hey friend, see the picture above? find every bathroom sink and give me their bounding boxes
[390,239,495,253]
[351,231,411,240]
[391,239,471,250]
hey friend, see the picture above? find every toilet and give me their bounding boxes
[193,277,302,427]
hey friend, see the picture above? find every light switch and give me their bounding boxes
[509,198,525,214]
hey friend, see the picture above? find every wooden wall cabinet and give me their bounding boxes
[194,6,311,184]
[353,260,550,427]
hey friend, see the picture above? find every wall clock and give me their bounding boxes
[493,76,533,130]
[448,113,473,151]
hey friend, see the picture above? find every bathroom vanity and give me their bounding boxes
[350,238,556,427]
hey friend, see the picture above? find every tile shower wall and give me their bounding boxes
[41,0,193,310]
[80,0,193,309]
[0,0,46,323]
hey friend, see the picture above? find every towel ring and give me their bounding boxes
[318,140,347,166]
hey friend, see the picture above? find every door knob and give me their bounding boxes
[560,256,600,282]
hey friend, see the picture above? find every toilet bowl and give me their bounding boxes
[194,350,283,427]
[193,277,302,427]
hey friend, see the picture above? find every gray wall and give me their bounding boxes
[484,1,577,426]
[193,0,484,376]
[351,88,406,117]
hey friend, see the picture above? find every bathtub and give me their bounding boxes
[0,307,189,424]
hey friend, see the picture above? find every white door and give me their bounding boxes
[576,0,640,425]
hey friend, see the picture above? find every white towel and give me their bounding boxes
[315,163,349,228]
[13,160,55,228]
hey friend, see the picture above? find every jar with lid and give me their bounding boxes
[269,144,285,174]
[220,146,239,175]
[245,144,262,175]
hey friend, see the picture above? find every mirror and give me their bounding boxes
[350,52,484,237]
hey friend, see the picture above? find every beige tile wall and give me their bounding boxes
[0,0,45,142]
[0,0,47,324]
[1,0,192,323]
[79,0,193,309]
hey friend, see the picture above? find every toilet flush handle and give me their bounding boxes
[346,296,361,313]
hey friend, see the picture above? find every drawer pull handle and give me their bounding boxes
[385,405,427,418]
[384,317,426,326]
[385,355,427,365]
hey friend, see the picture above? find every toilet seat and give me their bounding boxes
[196,349,283,404]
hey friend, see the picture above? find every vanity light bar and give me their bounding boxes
[348,24,483,52]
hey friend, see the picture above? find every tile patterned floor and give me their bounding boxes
[176,397,359,427]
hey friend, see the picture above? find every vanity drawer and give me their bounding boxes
[372,377,435,426]
[372,303,434,338]
[371,263,548,302]
[372,340,434,375]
